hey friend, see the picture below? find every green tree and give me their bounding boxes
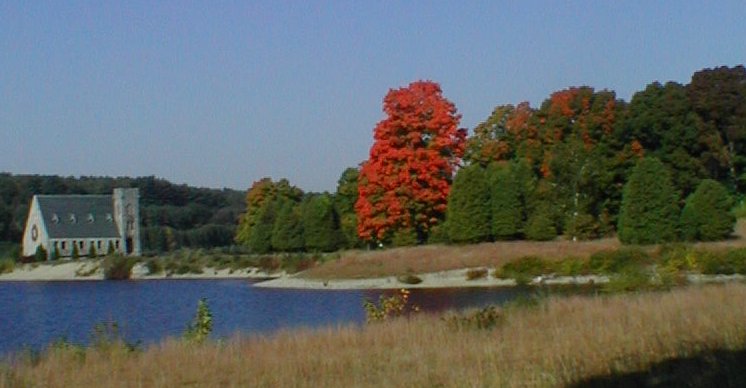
[524,202,557,241]
[72,244,80,260]
[235,178,303,246]
[335,168,361,249]
[688,65,746,189]
[88,244,97,258]
[680,179,735,241]
[247,201,277,254]
[617,157,680,244]
[302,194,340,252]
[445,164,491,243]
[271,199,305,252]
[487,163,522,240]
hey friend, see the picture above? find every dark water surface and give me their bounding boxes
[0,280,536,355]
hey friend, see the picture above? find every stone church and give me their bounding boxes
[22,188,141,259]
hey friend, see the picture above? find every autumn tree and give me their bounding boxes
[356,81,466,244]
[235,178,303,247]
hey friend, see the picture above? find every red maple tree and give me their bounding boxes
[355,81,466,243]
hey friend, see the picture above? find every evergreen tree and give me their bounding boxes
[618,157,680,244]
[524,202,557,241]
[271,199,305,252]
[72,244,80,260]
[88,244,97,258]
[445,164,491,243]
[680,179,735,241]
[487,163,522,240]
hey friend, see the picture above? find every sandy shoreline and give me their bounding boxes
[2,261,742,289]
[0,261,608,289]
[0,261,277,282]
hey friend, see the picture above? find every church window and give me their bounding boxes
[79,240,84,249]
[97,240,102,250]
[61,241,66,250]
[115,240,120,249]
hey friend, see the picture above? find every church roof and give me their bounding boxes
[36,195,121,239]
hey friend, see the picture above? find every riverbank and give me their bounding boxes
[0,261,275,282]
[4,283,745,387]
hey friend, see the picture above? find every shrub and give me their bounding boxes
[680,179,735,241]
[603,266,654,293]
[0,258,14,274]
[363,289,419,323]
[258,255,281,273]
[495,256,552,285]
[589,248,650,274]
[103,256,136,280]
[184,298,213,343]
[617,157,680,244]
[72,245,80,260]
[35,245,48,262]
[725,248,746,274]
[555,257,590,276]
[466,268,488,280]
[88,244,97,258]
[443,306,503,330]
[145,259,163,275]
[397,273,423,285]
[697,250,736,275]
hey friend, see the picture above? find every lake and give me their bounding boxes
[0,279,547,355]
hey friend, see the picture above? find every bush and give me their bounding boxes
[680,179,735,241]
[495,256,552,285]
[35,245,48,262]
[363,289,419,323]
[0,258,14,274]
[617,157,680,244]
[443,306,502,330]
[145,259,163,275]
[589,248,650,274]
[554,257,590,276]
[103,256,136,280]
[466,268,488,280]
[397,273,423,285]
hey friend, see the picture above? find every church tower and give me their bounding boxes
[113,188,141,256]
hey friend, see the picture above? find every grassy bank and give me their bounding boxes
[304,220,746,280]
[3,283,746,387]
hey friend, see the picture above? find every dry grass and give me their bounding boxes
[304,220,746,280]
[4,283,746,387]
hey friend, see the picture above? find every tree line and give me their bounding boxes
[238,66,744,252]
[0,174,244,253]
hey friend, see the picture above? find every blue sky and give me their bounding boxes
[1,1,745,193]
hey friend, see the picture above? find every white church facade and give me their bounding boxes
[22,188,141,259]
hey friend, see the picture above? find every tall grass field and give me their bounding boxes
[3,283,745,387]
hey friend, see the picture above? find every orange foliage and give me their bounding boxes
[356,81,466,242]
